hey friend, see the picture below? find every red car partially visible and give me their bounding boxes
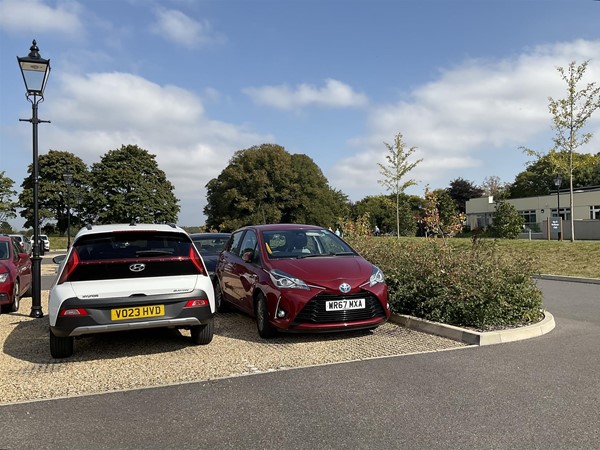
[0,235,32,314]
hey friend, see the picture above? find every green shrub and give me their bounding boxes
[348,236,544,330]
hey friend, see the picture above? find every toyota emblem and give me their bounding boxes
[129,263,146,273]
[339,283,351,293]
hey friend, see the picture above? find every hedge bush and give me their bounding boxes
[348,236,544,331]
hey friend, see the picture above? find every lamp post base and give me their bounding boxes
[29,308,44,318]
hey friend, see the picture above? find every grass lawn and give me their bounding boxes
[431,238,600,280]
[47,235,600,280]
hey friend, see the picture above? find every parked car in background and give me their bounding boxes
[0,235,32,313]
[48,223,216,358]
[9,234,32,255]
[190,232,231,284]
[214,224,390,338]
[30,234,50,252]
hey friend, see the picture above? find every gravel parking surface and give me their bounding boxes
[1,293,466,405]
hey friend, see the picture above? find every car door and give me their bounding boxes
[218,230,246,309]
[12,239,31,296]
[235,230,259,314]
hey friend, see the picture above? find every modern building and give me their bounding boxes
[465,186,600,240]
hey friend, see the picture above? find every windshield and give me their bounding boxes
[262,229,356,259]
[192,235,230,256]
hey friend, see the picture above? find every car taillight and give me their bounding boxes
[185,299,209,308]
[59,308,89,317]
[57,249,80,285]
[189,246,206,275]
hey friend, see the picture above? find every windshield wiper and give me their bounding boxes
[296,252,354,259]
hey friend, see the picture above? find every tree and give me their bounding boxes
[0,171,17,230]
[480,175,509,199]
[204,144,348,231]
[487,199,524,239]
[89,145,179,224]
[421,188,464,239]
[18,150,89,234]
[509,151,600,198]
[352,194,417,236]
[447,178,484,213]
[378,133,422,237]
[523,60,600,241]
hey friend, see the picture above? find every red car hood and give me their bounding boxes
[269,255,373,288]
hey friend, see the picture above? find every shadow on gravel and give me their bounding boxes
[2,311,378,364]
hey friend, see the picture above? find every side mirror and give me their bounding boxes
[52,255,67,264]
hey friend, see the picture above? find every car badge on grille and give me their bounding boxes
[339,283,351,293]
[129,263,146,273]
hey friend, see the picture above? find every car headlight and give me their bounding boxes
[269,269,310,290]
[369,265,385,286]
[0,273,8,283]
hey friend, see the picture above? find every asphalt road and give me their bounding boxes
[1,279,598,449]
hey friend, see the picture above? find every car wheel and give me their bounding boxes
[11,280,20,312]
[255,293,277,339]
[50,329,74,358]
[214,283,229,313]
[190,318,214,345]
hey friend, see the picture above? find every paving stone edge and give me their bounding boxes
[390,312,555,346]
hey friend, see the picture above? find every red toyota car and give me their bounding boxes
[214,224,390,338]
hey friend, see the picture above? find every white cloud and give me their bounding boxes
[151,8,223,48]
[329,39,600,200]
[0,0,83,35]
[44,71,272,225]
[244,79,369,110]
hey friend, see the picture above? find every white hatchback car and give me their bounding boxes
[49,223,215,358]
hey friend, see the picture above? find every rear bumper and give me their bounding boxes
[54,316,210,337]
[50,289,214,337]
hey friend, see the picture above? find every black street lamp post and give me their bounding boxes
[18,40,51,319]
[554,173,562,241]
[63,172,73,248]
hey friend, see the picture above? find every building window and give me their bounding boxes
[590,205,600,220]
[551,208,570,220]
[519,210,536,223]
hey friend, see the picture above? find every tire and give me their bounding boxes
[11,280,20,312]
[255,293,277,339]
[50,329,74,358]
[214,282,229,313]
[190,318,214,345]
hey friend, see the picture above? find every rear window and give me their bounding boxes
[58,230,205,283]
[74,231,192,261]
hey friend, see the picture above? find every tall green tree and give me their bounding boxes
[352,194,417,236]
[447,178,484,213]
[89,145,179,224]
[509,151,600,198]
[378,132,422,237]
[523,60,600,241]
[204,144,348,231]
[0,171,17,231]
[18,150,89,233]
[487,199,524,239]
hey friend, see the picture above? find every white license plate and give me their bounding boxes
[325,299,365,311]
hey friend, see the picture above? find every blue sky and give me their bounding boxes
[1,0,599,228]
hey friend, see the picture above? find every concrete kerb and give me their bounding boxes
[390,312,556,346]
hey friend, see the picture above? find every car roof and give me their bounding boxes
[238,224,324,232]
[73,223,186,240]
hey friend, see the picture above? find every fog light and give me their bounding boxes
[276,308,286,318]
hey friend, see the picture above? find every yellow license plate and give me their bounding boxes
[111,305,165,321]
